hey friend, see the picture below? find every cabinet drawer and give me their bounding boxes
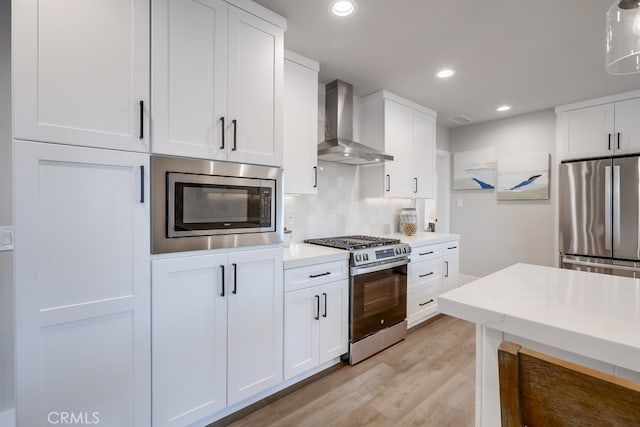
[407,283,440,318]
[408,258,442,290]
[444,241,459,255]
[410,243,443,261]
[284,260,348,292]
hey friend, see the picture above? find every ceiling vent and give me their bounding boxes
[450,115,473,125]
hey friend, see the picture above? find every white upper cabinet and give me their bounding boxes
[152,0,285,166]
[283,51,320,194]
[13,0,149,152]
[614,97,640,155]
[557,92,640,160]
[412,109,436,198]
[151,0,228,160]
[360,91,437,199]
[384,99,414,197]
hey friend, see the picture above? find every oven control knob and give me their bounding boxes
[355,254,362,262]
[395,248,400,254]
[402,247,407,253]
[363,253,369,261]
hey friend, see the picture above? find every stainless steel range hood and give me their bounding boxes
[318,80,393,165]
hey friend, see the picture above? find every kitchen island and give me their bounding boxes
[438,263,640,427]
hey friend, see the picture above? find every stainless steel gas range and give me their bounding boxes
[304,235,410,364]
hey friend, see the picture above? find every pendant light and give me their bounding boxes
[606,0,640,74]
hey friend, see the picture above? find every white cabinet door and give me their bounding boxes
[562,104,615,159]
[443,253,460,293]
[227,247,283,406]
[227,6,284,167]
[14,141,150,427]
[318,280,349,363]
[384,99,414,197]
[614,97,640,155]
[13,0,149,152]
[283,56,319,194]
[152,0,228,159]
[284,287,320,380]
[412,110,436,198]
[152,254,228,427]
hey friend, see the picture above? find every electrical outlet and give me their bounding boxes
[0,226,13,251]
[456,198,464,208]
[287,215,295,226]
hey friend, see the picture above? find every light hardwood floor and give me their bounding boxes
[213,315,475,427]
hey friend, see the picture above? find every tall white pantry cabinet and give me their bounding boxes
[12,0,286,426]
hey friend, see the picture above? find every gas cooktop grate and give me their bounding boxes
[304,235,401,250]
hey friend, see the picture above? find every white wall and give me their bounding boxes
[449,109,556,277]
[0,0,14,415]
[436,125,450,151]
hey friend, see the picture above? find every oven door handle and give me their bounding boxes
[350,258,409,276]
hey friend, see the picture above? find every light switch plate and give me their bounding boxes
[0,226,13,251]
[456,199,464,208]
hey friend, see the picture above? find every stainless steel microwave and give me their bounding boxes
[152,155,283,254]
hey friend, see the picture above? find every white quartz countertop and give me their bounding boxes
[382,232,460,246]
[439,263,640,372]
[283,243,349,269]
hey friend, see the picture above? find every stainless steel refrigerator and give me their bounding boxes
[559,156,640,277]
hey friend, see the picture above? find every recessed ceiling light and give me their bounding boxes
[330,0,357,17]
[436,69,455,78]
[496,105,512,112]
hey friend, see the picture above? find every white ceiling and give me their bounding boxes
[254,0,640,127]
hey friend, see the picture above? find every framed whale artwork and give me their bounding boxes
[453,148,496,190]
[496,153,550,200]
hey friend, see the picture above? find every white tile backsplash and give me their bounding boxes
[285,160,416,242]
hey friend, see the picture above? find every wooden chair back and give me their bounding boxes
[497,341,640,427]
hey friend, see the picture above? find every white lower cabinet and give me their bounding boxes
[442,243,460,293]
[407,239,460,328]
[152,247,283,427]
[13,141,151,426]
[284,261,349,380]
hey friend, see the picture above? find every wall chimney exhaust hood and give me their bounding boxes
[318,80,393,165]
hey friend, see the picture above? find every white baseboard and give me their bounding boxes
[0,409,15,427]
[458,274,479,285]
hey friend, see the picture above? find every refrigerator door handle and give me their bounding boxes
[613,165,621,250]
[605,166,612,251]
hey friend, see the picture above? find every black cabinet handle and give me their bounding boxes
[419,272,434,278]
[386,174,390,191]
[220,116,225,149]
[617,132,621,150]
[232,263,237,294]
[139,165,145,203]
[445,260,449,278]
[447,246,457,250]
[232,119,237,151]
[414,177,418,193]
[139,100,144,139]
[309,271,330,278]
[313,166,318,188]
[419,251,434,256]
[608,133,612,150]
[419,299,435,307]
[322,292,328,317]
[220,265,225,297]
[314,295,320,320]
